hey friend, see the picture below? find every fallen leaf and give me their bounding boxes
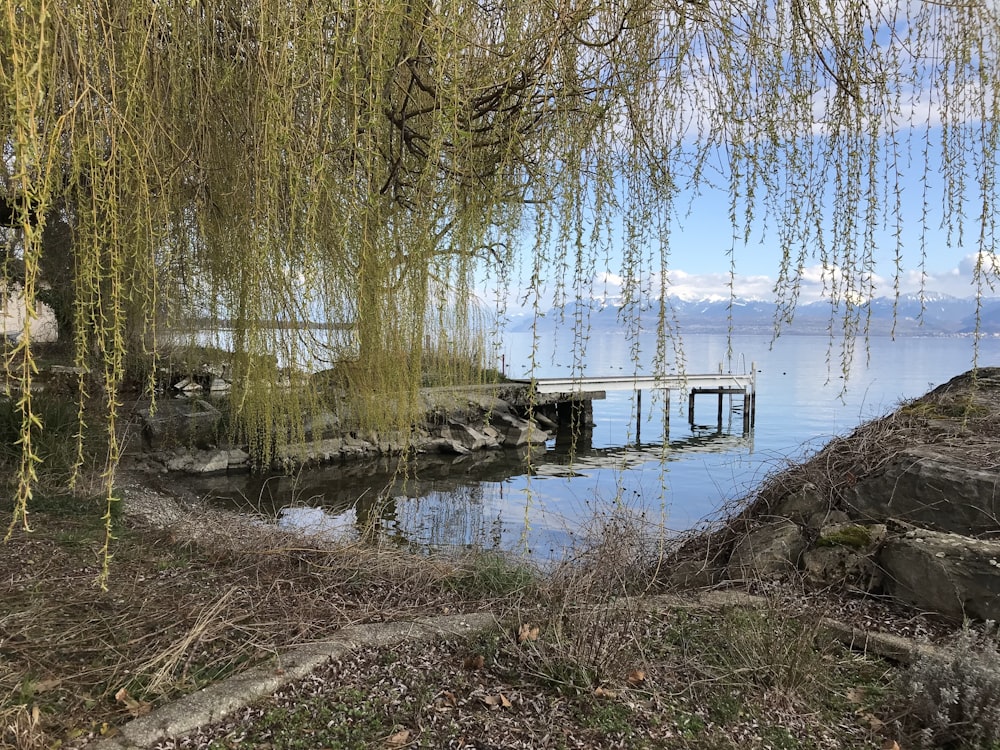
[385,728,411,748]
[594,686,618,699]
[114,688,138,709]
[32,678,62,693]
[438,690,458,708]
[480,693,512,709]
[846,687,865,704]
[517,623,540,643]
[114,687,150,718]
[463,654,485,670]
[860,711,885,732]
[627,669,646,686]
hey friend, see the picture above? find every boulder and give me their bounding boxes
[728,520,806,580]
[301,410,340,440]
[165,453,194,472]
[699,368,1000,620]
[802,523,886,590]
[189,450,230,473]
[845,448,1000,536]
[208,377,231,395]
[492,412,550,446]
[419,437,471,455]
[441,421,499,451]
[225,448,250,469]
[137,398,222,450]
[462,393,514,416]
[664,558,726,589]
[769,483,833,526]
[879,528,1000,621]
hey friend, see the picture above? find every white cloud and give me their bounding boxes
[664,270,775,302]
[595,271,624,287]
[492,250,997,317]
[958,251,1000,278]
[614,257,992,306]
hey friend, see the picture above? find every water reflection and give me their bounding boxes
[183,425,752,556]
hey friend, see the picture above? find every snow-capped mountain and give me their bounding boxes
[509,292,1000,335]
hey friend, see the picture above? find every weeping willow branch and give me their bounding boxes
[0,0,997,576]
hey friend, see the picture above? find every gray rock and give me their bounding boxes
[728,520,806,580]
[805,508,851,530]
[845,448,1000,535]
[301,410,340,440]
[189,450,229,473]
[166,453,193,472]
[340,436,374,455]
[463,393,514,415]
[879,528,1000,621]
[769,482,829,525]
[208,377,231,394]
[225,448,250,468]
[174,377,203,395]
[664,558,725,589]
[481,425,503,443]
[430,437,471,455]
[802,523,886,590]
[442,422,499,451]
[493,412,550,446]
[137,398,222,451]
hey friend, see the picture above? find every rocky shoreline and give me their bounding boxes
[123,365,1000,624]
[128,381,592,474]
[668,367,1000,622]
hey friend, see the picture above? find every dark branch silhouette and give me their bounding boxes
[0,195,41,228]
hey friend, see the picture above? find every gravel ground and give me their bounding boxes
[152,603,910,750]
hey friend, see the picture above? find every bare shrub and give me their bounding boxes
[896,622,1000,749]
[506,505,663,692]
[703,602,831,703]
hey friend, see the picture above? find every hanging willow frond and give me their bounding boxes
[1,0,997,559]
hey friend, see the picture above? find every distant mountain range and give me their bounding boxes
[509,292,1000,336]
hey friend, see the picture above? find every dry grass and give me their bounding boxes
[5,368,999,748]
[0,486,524,748]
[0,481,974,750]
[1,705,45,750]
[508,508,661,693]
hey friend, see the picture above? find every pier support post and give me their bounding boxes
[556,399,595,431]
[554,399,594,452]
[636,389,642,444]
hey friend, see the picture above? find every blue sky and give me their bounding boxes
[491,137,998,313]
[485,0,1000,315]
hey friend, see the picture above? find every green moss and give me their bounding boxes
[815,524,874,549]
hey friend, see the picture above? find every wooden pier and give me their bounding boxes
[511,366,757,436]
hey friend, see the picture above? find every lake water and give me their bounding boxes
[188,332,1000,559]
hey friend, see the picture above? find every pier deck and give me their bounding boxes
[510,369,757,435]
[516,372,754,395]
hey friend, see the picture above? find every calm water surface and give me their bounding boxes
[189,333,1000,558]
